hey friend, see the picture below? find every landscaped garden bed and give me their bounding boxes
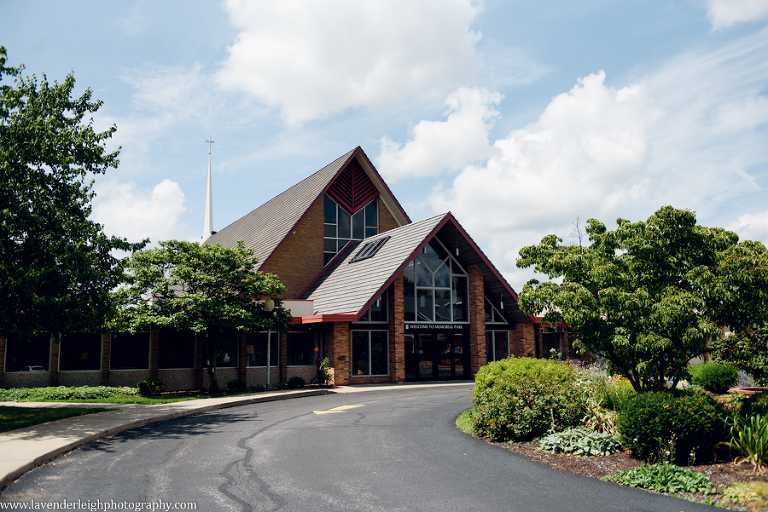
[460,357,768,510]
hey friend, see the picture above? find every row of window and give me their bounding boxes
[2,331,317,372]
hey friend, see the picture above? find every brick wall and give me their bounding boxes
[50,338,59,386]
[331,322,351,385]
[388,276,405,383]
[511,322,536,358]
[378,199,402,233]
[468,265,486,376]
[261,198,325,299]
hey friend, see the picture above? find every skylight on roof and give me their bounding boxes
[350,236,390,263]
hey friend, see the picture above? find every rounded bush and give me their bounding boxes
[471,357,585,441]
[287,376,305,389]
[227,379,246,392]
[137,377,163,397]
[689,362,738,394]
[617,390,726,464]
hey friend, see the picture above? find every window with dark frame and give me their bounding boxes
[324,195,378,265]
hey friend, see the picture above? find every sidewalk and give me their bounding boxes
[0,382,472,489]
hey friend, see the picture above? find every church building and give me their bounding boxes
[0,147,544,390]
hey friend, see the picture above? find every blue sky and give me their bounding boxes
[2,0,768,289]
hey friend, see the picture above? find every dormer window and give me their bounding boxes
[324,195,377,265]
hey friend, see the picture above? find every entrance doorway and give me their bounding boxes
[404,327,469,381]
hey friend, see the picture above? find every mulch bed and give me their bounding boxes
[495,439,768,509]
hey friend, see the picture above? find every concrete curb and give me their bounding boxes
[0,389,333,489]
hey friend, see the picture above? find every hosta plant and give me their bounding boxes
[603,463,714,494]
[538,427,622,456]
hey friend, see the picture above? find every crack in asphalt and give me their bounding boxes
[218,410,314,511]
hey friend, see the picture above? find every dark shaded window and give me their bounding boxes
[403,238,468,324]
[359,291,387,322]
[158,330,195,369]
[3,332,51,372]
[352,330,388,376]
[110,332,150,370]
[215,333,239,368]
[246,332,280,367]
[59,333,102,371]
[324,195,378,265]
[486,331,509,362]
[288,331,316,366]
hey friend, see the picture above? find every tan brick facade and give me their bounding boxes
[388,277,405,383]
[261,198,325,299]
[468,265,486,377]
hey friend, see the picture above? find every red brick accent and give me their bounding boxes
[388,276,405,383]
[280,332,288,383]
[101,334,111,386]
[331,322,351,385]
[468,265,486,376]
[49,337,59,386]
[511,322,536,358]
[378,199,402,233]
[261,199,325,299]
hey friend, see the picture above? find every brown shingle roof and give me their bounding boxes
[301,212,534,324]
[206,147,409,269]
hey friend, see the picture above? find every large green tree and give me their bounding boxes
[114,240,291,391]
[517,206,768,392]
[0,47,145,339]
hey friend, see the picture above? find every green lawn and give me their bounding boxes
[0,406,109,433]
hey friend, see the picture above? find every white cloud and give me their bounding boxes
[216,0,483,125]
[728,210,768,243]
[704,0,768,30]
[409,25,768,289]
[92,179,189,244]
[377,87,502,182]
[430,71,659,238]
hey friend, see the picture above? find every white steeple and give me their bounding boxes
[202,136,214,242]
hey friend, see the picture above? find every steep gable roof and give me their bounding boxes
[205,147,410,269]
[299,212,533,324]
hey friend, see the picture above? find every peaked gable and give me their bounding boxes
[206,147,409,270]
[300,212,534,324]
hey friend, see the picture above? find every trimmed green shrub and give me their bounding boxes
[287,376,305,389]
[471,357,585,441]
[617,391,726,464]
[137,377,163,397]
[271,382,288,390]
[688,362,738,394]
[227,379,246,392]
[539,427,622,456]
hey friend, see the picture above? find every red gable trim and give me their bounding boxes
[353,147,411,224]
[326,158,379,214]
[356,213,536,324]
[292,313,359,324]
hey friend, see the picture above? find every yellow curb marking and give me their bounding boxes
[313,404,365,415]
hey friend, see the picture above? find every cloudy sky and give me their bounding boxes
[2,0,768,290]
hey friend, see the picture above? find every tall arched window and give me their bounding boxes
[402,239,468,323]
[323,195,378,265]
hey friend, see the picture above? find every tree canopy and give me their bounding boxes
[0,47,145,339]
[516,206,768,392]
[114,240,291,390]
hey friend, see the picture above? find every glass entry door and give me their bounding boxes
[405,330,469,381]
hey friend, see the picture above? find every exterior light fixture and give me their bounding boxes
[455,242,459,256]
[500,294,504,309]
[264,298,275,311]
